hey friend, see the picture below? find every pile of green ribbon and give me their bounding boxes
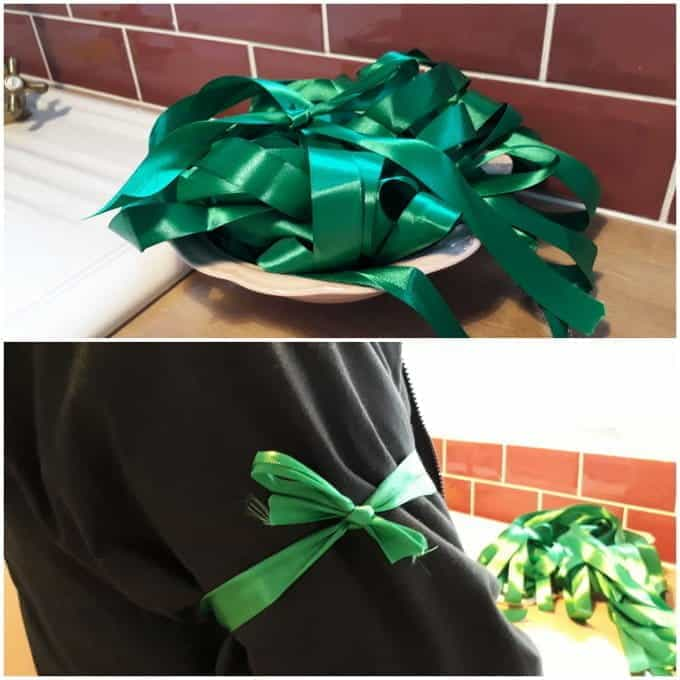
[479,505,676,675]
[96,49,604,337]
[200,450,436,631]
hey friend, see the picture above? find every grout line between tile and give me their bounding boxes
[623,504,677,517]
[659,162,677,222]
[465,68,675,106]
[470,480,476,515]
[12,8,64,18]
[576,451,584,496]
[623,506,629,527]
[65,4,73,18]
[19,74,165,111]
[443,474,677,517]
[320,2,330,53]
[247,44,258,78]
[500,444,507,483]
[538,4,556,81]
[4,9,675,106]
[28,14,53,81]
[2,9,372,63]
[170,4,179,32]
[444,475,533,492]
[121,28,143,101]
[537,490,544,510]
[522,190,677,230]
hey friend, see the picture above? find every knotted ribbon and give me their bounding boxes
[479,505,676,676]
[95,50,604,337]
[200,450,436,630]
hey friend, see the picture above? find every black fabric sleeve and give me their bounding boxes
[5,342,541,675]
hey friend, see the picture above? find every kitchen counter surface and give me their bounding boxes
[4,87,188,338]
[116,212,675,338]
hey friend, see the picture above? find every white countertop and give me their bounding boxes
[3,88,188,338]
[451,511,637,677]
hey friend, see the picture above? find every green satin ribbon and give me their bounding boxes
[200,450,437,631]
[479,505,676,676]
[96,49,604,337]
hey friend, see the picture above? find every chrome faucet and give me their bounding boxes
[4,56,48,124]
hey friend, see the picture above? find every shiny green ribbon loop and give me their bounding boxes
[200,450,437,631]
[96,50,605,337]
[479,504,676,676]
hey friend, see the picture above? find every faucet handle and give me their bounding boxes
[24,79,49,94]
[5,56,49,123]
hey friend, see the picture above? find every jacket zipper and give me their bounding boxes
[402,361,444,493]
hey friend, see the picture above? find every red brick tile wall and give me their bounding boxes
[433,437,677,563]
[3,3,676,223]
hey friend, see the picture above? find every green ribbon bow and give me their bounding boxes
[96,49,604,337]
[200,450,437,631]
[479,504,676,676]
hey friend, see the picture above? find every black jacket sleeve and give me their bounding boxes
[5,342,541,675]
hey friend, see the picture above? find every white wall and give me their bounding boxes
[403,340,679,461]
